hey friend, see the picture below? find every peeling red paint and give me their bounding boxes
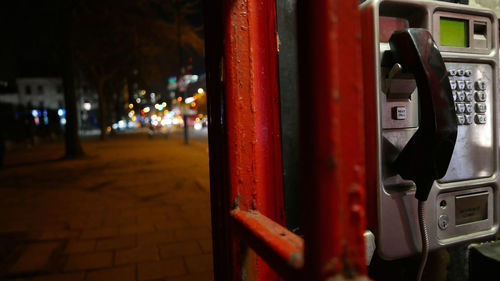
[210,0,369,280]
[231,208,304,279]
[223,0,284,280]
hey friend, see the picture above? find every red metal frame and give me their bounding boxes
[206,0,369,280]
[297,0,368,278]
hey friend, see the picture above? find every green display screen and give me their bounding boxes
[440,18,468,47]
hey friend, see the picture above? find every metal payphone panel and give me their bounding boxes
[360,0,500,260]
[441,62,494,182]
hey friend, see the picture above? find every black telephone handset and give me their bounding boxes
[389,28,458,201]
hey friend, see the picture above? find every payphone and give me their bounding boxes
[360,0,500,264]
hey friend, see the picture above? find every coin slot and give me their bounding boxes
[440,200,447,209]
[473,22,488,49]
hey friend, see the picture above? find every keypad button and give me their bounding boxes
[450,80,457,90]
[475,80,486,90]
[457,80,465,90]
[457,69,465,76]
[475,91,486,102]
[475,114,487,124]
[475,103,487,113]
[457,114,465,125]
[465,91,473,102]
[465,81,473,90]
[452,90,457,101]
[465,114,473,125]
[464,70,472,77]
[457,91,465,102]
[448,69,457,76]
[456,103,465,113]
[465,103,473,113]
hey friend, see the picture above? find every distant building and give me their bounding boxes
[16,77,65,110]
[0,80,19,105]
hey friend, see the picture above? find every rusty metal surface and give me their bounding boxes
[231,209,304,280]
[297,0,368,280]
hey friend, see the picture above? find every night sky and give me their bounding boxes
[0,0,205,83]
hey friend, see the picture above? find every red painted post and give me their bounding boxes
[207,0,369,280]
[220,0,285,280]
[297,0,368,280]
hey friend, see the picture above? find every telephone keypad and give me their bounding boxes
[448,69,487,126]
[465,91,473,102]
[475,91,486,102]
[457,114,465,125]
[456,103,465,113]
[475,80,486,90]
[465,103,473,113]
[465,114,473,125]
[475,114,487,124]
[475,103,487,113]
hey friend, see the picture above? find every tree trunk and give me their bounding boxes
[61,3,84,158]
[97,81,107,140]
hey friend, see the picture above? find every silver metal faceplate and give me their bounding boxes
[440,62,494,182]
[361,0,500,260]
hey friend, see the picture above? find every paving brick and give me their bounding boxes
[165,271,214,281]
[184,254,213,273]
[151,205,182,217]
[137,231,175,246]
[68,215,104,230]
[115,246,159,265]
[81,227,119,239]
[144,213,168,224]
[31,272,85,281]
[64,240,96,254]
[10,242,61,274]
[174,227,211,241]
[121,207,152,217]
[159,241,201,259]
[36,230,81,240]
[197,239,213,253]
[64,252,113,271]
[155,219,190,230]
[86,265,135,281]
[120,223,155,235]
[103,214,137,227]
[137,258,186,280]
[96,236,136,251]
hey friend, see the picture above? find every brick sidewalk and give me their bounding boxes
[0,137,213,281]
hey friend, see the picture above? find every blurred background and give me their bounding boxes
[0,0,207,146]
[0,1,212,281]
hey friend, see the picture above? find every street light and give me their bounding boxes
[83,102,91,111]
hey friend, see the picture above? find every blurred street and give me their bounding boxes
[0,135,212,281]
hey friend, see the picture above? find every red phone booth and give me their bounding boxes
[205,0,369,280]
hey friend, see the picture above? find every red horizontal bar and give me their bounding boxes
[231,209,304,280]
